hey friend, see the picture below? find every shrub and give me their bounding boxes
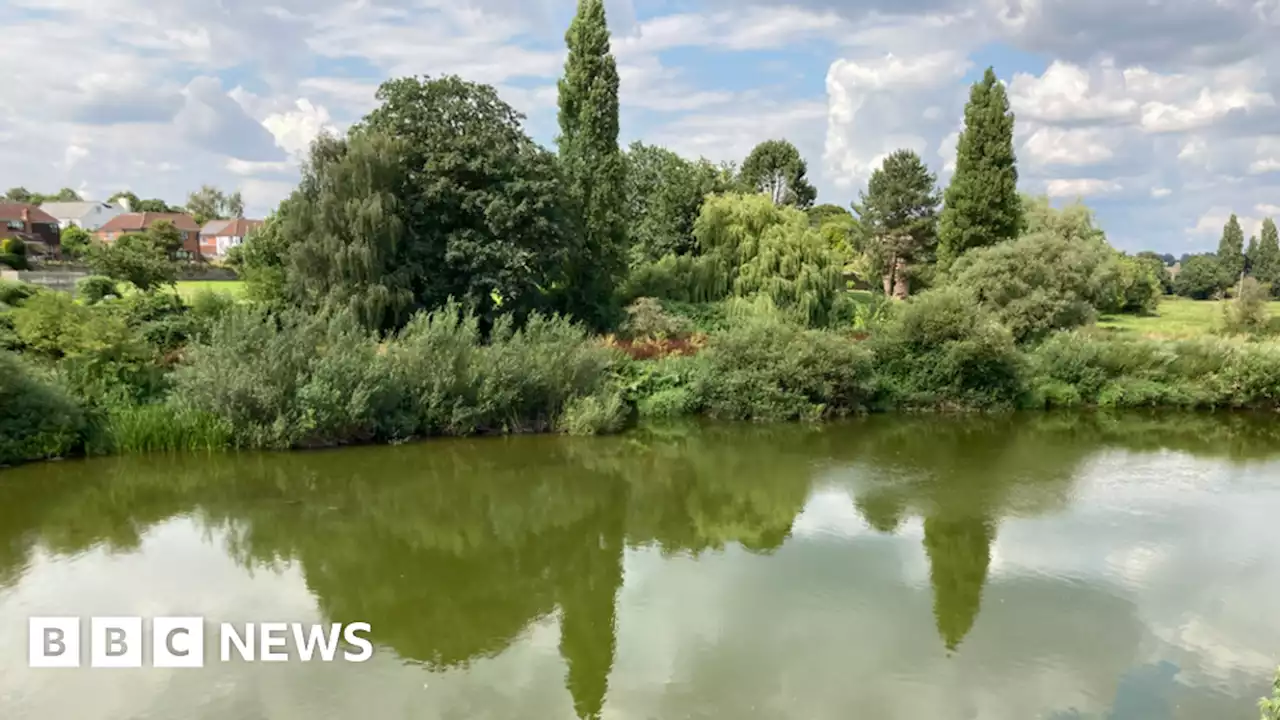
[1261,667,1280,720]
[1,236,27,256]
[60,225,92,259]
[386,305,621,436]
[559,388,628,435]
[76,275,120,304]
[1173,254,1225,299]
[1221,276,1271,336]
[0,252,29,270]
[871,287,1027,408]
[0,351,85,465]
[621,297,692,339]
[619,353,706,419]
[950,232,1102,343]
[173,307,392,449]
[696,314,875,421]
[0,279,39,307]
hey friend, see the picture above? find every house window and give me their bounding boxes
[5,220,22,230]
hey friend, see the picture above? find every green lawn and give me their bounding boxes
[172,280,247,301]
[1097,296,1280,338]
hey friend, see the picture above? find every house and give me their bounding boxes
[39,201,126,231]
[199,218,263,259]
[94,212,203,259]
[0,203,62,258]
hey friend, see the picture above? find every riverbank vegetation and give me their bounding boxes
[3,0,1280,468]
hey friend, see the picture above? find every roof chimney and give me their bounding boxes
[21,208,29,228]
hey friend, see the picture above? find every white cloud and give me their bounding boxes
[262,99,337,159]
[62,144,89,170]
[1152,187,1173,198]
[1191,208,1264,237]
[1046,178,1123,198]
[1022,127,1113,166]
[1258,203,1280,216]
[1008,61,1138,125]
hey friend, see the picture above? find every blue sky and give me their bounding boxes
[1,0,1277,254]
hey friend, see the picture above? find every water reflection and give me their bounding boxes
[1,411,1279,719]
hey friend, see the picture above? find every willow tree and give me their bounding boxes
[556,0,628,330]
[693,193,842,325]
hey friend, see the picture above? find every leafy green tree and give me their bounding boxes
[146,220,185,256]
[273,75,572,332]
[52,188,81,202]
[1217,214,1245,289]
[269,133,415,331]
[3,187,32,203]
[185,185,228,226]
[1221,276,1270,336]
[107,190,141,211]
[938,67,1022,266]
[59,225,92,259]
[556,0,627,330]
[1173,254,1224,299]
[227,191,244,219]
[1255,218,1280,291]
[1136,251,1173,294]
[624,142,733,264]
[854,149,940,298]
[1246,235,1260,274]
[739,139,817,209]
[86,233,177,291]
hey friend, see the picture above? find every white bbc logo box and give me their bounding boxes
[29,617,204,668]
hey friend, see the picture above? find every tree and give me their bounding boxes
[1136,251,1173,294]
[938,67,1022,266]
[854,149,941,298]
[739,139,817,209]
[86,233,177,291]
[1255,218,1280,291]
[270,75,573,332]
[556,0,628,330]
[1247,235,1260,274]
[186,185,228,225]
[134,198,177,213]
[4,187,32,203]
[1217,213,1245,289]
[107,190,140,211]
[227,191,245,219]
[1221,275,1270,335]
[1173,254,1224,300]
[52,188,81,202]
[146,220,185,256]
[60,225,92,259]
[624,142,733,264]
[807,204,851,227]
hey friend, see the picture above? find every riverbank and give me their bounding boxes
[8,289,1280,469]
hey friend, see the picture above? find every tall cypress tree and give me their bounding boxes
[1255,217,1280,290]
[1217,214,1245,287]
[938,67,1022,267]
[556,0,627,330]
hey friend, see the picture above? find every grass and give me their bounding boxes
[172,280,246,301]
[1098,296,1280,339]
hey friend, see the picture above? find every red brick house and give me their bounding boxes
[199,218,264,259]
[0,203,62,258]
[94,212,203,259]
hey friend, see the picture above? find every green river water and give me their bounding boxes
[1,413,1278,719]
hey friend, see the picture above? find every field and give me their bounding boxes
[172,280,246,301]
[1097,296,1280,338]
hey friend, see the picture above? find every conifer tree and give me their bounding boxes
[556,0,627,330]
[1255,218,1280,290]
[854,149,940,298]
[1247,235,1260,274]
[739,139,817,209]
[938,67,1022,266]
[1217,214,1245,289]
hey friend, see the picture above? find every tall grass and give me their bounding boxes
[89,403,233,454]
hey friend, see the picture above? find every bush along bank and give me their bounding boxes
[10,287,1280,468]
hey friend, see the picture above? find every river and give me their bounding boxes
[1,413,1278,719]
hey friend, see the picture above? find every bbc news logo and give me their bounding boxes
[28,617,373,668]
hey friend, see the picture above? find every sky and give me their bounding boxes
[0,0,1278,254]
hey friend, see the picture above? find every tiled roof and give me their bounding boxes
[97,212,201,233]
[0,203,58,224]
[38,201,119,219]
[201,218,263,237]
